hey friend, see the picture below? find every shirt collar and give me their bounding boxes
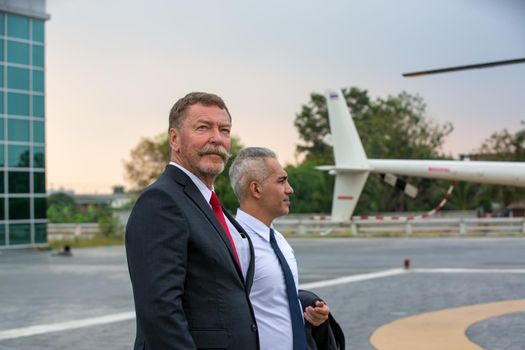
[170,162,213,204]
[235,208,273,242]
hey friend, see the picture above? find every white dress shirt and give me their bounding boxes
[169,162,250,276]
[236,208,301,350]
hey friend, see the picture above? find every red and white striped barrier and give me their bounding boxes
[352,181,456,221]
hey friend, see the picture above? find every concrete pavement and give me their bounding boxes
[1,237,524,349]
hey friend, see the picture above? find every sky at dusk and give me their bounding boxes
[45,0,525,193]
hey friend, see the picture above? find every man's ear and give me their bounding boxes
[249,181,262,199]
[169,127,180,153]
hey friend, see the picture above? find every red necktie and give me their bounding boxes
[209,192,241,269]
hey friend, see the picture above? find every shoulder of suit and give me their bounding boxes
[137,170,186,201]
[152,166,190,188]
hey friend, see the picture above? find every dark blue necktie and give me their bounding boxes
[269,228,307,350]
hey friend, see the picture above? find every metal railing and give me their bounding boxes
[47,218,525,240]
[48,223,99,241]
[274,217,525,236]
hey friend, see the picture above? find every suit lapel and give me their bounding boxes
[166,166,245,282]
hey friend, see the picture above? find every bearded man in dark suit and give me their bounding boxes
[126,92,259,350]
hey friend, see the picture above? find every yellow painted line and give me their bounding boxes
[370,299,525,350]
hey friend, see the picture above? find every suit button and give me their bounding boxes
[251,324,257,332]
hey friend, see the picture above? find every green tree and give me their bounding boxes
[292,87,454,214]
[47,192,76,222]
[47,192,75,208]
[98,215,123,237]
[465,125,525,212]
[294,87,372,164]
[286,160,334,213]
[442,180,497,216]
[47,193,114,223]
[474,124,525,162]
[124,133,170,190]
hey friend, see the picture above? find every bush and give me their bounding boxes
[98,216,123,237]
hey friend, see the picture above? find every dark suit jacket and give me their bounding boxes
[126,165,259,350]
[299,290,345,350]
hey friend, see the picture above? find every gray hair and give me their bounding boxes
[229,147,277,202]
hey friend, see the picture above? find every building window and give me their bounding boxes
[33,146,45,168]
[32,20,45,43]
[8,145,30,168]
[8,171,30,193]
[9,198,30,220]
[32,45,44,67]
[33,95,45,117]
[0,225,5,246]
[8,92,30,116]
[34,223,46,243]
[33,120,45,143]
[34,172,45,193]
[7,67,30,90]
[7,41,29,65]
[9,223,31,245]
[34,197,46,218]
[32,70,44,92]
[8,118,30,142]
[7,14,30,40]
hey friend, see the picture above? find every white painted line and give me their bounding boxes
[300,268,406,289]
[0,311,135,341]
[412,268,525,274]
[298,267,525,290]
[1,269,408,341]
[3,267,524,340]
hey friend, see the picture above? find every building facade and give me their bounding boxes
[0,0,48,248]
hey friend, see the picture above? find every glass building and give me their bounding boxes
[0,1,48,248]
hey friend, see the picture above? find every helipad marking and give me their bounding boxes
[1,267,524,340]
[370,299,525,350]
[300,268,405,289]
[412,268,525,274]
[0,268,406,341]
[0,311,135,341]
[300,268,525,290]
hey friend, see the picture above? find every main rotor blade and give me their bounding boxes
[402,58,525,77]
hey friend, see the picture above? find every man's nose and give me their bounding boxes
[209,127,223,143]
